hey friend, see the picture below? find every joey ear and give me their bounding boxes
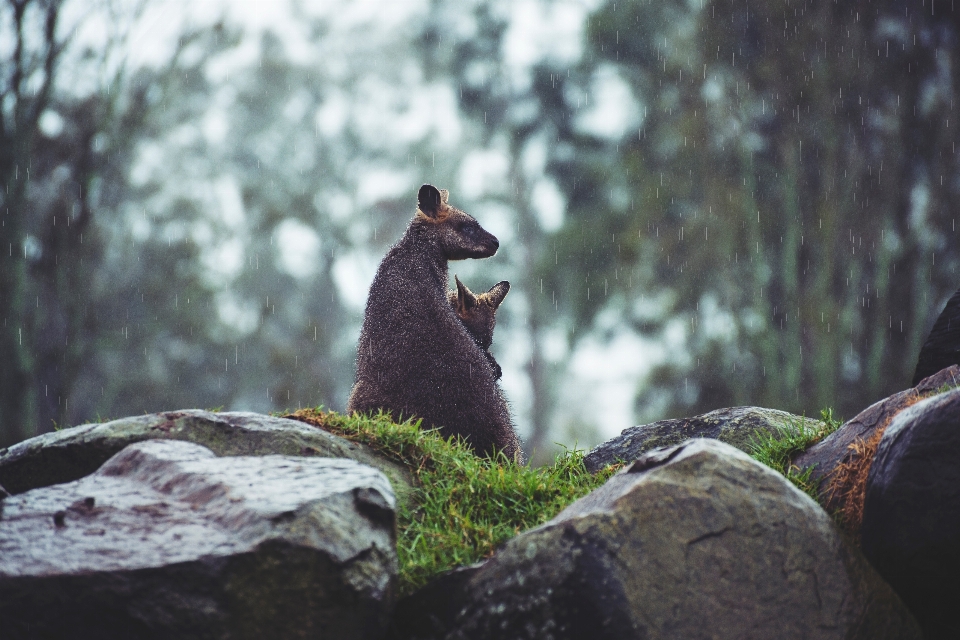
[418,184,442,218]
[439,189,449,204]
[486,281,510,308]
[455,275,477,311]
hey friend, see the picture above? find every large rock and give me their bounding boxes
[0,409,412,504]
[394,439,920,640]
[794,365,960,536]
[388,565,481,640]
[584,406,818,473]
[861,387,960,640]
[913,286,960,385]
[0,439,397,639]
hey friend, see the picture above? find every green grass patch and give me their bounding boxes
[748,407,843,500]
[288,407,620,596]
[932,381,960,396]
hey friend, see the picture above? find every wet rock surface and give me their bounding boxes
[387,564,481,640]
[584,406,817,473]
[861,388,960,640]
[0,439,398,640]
[0,409,412,504]
[793,365,960,533]
[396,439,920,640]
[913,286,960,385]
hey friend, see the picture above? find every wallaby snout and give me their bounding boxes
[448,224,499,260]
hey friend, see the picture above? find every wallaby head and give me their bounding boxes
[448,275,510,351]
[415,184,499,260]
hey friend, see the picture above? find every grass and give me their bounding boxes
[748,383,960,511]
[287,407,621,596]
[747,407,844,501]
[932,381,960,395]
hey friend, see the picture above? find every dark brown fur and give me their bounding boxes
[447,276,509,380]
[347,185,523,462]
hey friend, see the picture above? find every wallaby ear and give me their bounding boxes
[455,275,477,311]
[486,281,510,309]
[418,184,442,218]
[439,189,449,204]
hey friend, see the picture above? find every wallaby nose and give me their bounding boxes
[489,236,500,252]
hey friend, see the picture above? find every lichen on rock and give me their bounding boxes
[584,406,819,473]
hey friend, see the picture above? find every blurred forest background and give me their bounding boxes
[2,0,959,463]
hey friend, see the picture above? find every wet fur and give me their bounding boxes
[347,185,523,462]
[448,277,509,381]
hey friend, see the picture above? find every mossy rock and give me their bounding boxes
[584,406,820,473]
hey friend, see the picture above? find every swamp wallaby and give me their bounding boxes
[448,276,509,380]
[347,185,523,462]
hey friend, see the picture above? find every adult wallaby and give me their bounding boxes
[347,185,523,462]
[448,275,509,381]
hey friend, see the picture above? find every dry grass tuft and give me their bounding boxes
[825,392,924,540]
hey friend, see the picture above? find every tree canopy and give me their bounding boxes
[2,0,958,456]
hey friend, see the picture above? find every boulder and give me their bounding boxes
[387,564,481,640]
[0,439,397,639]
[861,387,960,640]
[584,406,817,473]
[793,365,960,536]
[0,409,412,505]
[913,286,960,385]
[394,439,920,640]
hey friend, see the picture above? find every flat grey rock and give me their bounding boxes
[0,409,412,505]
[0,439,398,639]
[584,406,818,473]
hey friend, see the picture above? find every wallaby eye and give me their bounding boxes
[460,223,477,239]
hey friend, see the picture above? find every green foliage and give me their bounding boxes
[544,0,960,424]
[748,408,843,500]
[932,382,960,396]
[0,6,246,445]
[293,408,621,596]
[2,6,439,446]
